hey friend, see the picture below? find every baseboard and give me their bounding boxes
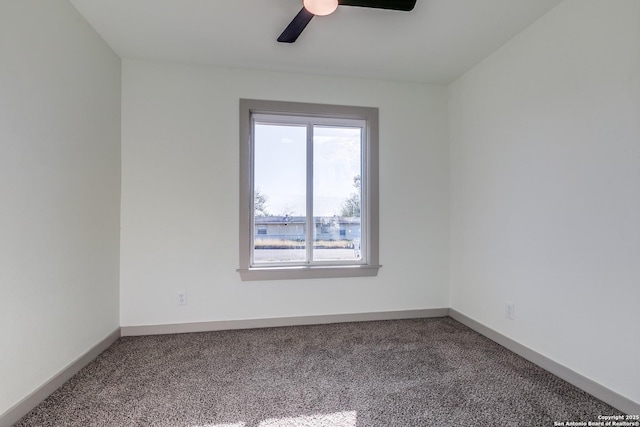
[0,328,121,427]
[449,309,640,415]
[121,308,450,336]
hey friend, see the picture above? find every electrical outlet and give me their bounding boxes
[505,302,515,320]
[177,291,187,306]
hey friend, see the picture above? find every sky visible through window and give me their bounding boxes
[254,123,361,217]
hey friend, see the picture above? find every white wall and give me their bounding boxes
[0,0,121,415]
[120,60,449,327]
[450,0,640,405]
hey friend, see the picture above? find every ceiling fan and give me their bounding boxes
[278,0,417,43]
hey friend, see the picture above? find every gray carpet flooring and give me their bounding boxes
[15,317,621,426]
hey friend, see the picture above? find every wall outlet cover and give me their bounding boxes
[505,302,515,320]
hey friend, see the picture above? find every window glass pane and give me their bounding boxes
[253,123,307,264]
[312,126,362,262]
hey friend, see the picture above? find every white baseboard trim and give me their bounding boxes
[449,309,639,415]
[0,328,121,427]
[121,308,450,336]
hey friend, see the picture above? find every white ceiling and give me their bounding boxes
[69,0,562,84]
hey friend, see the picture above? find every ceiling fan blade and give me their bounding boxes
[277,7,315,43]
[338,0,416,11]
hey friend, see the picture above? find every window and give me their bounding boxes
[238,99,380,280]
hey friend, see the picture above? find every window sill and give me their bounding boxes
[237,264,381,281]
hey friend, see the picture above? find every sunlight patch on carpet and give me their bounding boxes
[259,411,357,427]
[196,423,245,427]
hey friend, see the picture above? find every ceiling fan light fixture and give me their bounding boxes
[279,0,416,43]
[302,0,339,16]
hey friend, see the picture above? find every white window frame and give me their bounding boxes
[238,99,380,281]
